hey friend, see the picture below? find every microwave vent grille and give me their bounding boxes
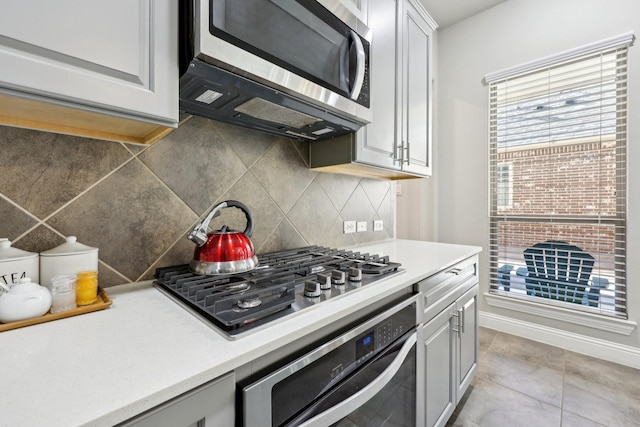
[235,98,322,129]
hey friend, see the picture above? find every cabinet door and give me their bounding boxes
[456,286,479,401]
[353,0,400,170]
[423,303,456,427]
[0,0,177,125]
[399,0,433,176]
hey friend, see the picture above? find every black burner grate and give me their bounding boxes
[154,246,401,335]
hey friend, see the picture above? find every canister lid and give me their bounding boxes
[40,236,98,257]
[0,238,38,261]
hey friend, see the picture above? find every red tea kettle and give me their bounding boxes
[187,200,258,275]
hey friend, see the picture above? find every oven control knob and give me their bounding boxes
[348,267,362,282]
[304,280,322,297]
[317,273,332,290]
[331,270,346,285]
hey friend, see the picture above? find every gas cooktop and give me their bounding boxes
[154,246,402,337]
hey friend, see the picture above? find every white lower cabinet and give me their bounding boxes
[418,257,479,427]
[119,372,235,427]
[422,301,456,427]
[456,286,479,400]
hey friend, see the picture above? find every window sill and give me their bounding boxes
[484,292,637,335]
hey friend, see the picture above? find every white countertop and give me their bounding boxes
[0,239,480,427]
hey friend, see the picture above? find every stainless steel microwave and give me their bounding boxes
[179,0,372,141]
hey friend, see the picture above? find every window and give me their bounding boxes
[485,33,633,319]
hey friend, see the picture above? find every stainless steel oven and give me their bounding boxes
[242,295,419,426]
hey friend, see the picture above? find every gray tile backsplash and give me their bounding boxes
[0,116,395,287]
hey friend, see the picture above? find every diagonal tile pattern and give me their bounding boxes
[0,127,132,218]
[316,172,361,212]
[251,138,318,214]
[0,116,395,286]
[288,180,340,245]
[47,159,198,280]
[448,328,640,427]
[139,116,247,216]
[0,196,37,241]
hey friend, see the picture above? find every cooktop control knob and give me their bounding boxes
[317,273,332,290]
[304,280,322,297]
[331,270,346,285]
[348,267,362,282]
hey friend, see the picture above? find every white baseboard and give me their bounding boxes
[480,311,640,369]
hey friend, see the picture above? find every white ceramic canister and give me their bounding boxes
[39,236,98,288]
[0,238,39,286]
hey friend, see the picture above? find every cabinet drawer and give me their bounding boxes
[417,256,478,320]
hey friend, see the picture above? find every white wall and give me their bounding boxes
[396,179,435,240]
[435,0,640,349]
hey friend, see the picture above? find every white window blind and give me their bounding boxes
[486,34,633,318]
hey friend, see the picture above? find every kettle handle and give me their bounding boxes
[188,200,254,246]
[221,200,254,238]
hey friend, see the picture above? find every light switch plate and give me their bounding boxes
[373,220,384,231]
[357,221,367,232]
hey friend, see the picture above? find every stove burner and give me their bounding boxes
[237,297,262,309]
[154,246,402,336]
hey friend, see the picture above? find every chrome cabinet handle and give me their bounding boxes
[452,306,465,334]
[404,142,410,165]
[394,142,402,164]
[298,332,417,427]
[452,310,459,333]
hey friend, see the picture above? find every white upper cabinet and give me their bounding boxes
[400,0,433,176]
[356,0,435,177]
[0,0,178,143]
[309,0,436,179]
[354,0,399,171]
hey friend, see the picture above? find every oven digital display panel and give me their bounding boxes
[356,331,375,360]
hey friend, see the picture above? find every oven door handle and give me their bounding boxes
[297,331,417,427]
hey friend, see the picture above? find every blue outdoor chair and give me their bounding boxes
[523,240,595,305]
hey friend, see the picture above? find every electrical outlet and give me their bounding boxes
[343,220,356,234]
[357,221,367,232]
[373,219,384,231]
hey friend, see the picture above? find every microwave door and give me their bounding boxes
[209,0,360,100]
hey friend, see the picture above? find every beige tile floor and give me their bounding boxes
[447,327,640,427]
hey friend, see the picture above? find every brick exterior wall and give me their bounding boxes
[496,140,617,256]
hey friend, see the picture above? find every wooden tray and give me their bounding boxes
[0,287,112,332]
